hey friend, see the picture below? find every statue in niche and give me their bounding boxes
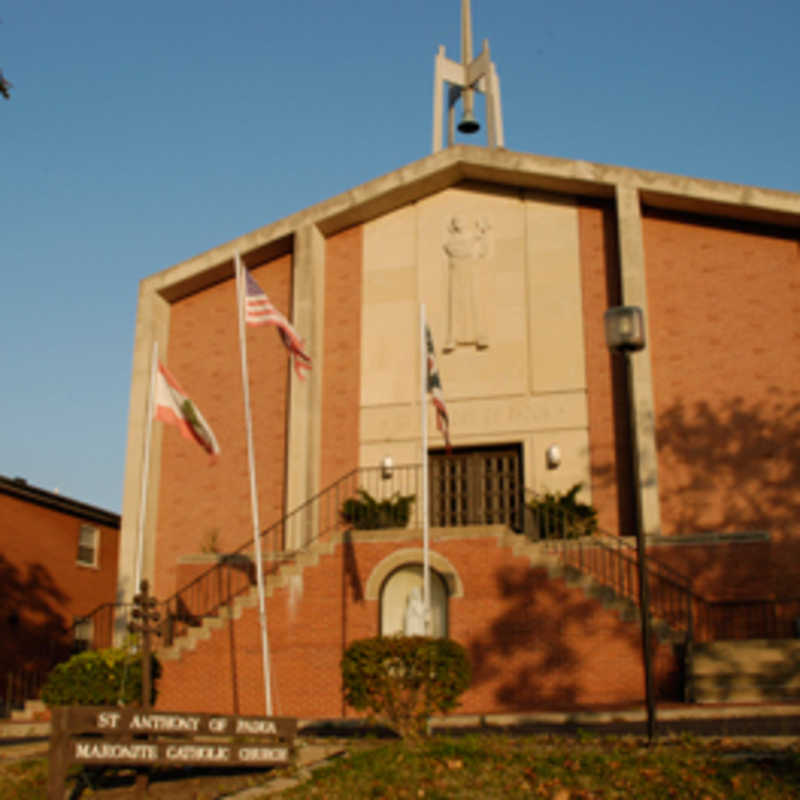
[443,215,490,352]
[403,586,426,636]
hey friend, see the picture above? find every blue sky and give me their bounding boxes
[2,1,799,512]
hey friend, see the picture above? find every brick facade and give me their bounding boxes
[156,531,679,717]
[578,201,636,537]
[156,254,292,599]
[643,209,800,541]
[320,225,363,490]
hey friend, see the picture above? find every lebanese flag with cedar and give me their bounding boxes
[154,362,220,457]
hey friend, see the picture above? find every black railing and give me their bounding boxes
[1,668,48,717]
[694,597,800,641]
[160,464,424,645]
[62,472,800,670]
[537,522,800,647]
[541,530,695,641]
[71,602,134,652]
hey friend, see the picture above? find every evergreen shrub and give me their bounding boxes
[341,489,415,530]
[341,635,471,740]
[41,647,158,707]
[526,482,598,539]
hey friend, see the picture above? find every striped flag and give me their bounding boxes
[154,362,220,457]
[425,324,451,450]
[243,268,311,379]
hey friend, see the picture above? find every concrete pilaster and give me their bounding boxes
[615,185,662,537]
[117,281,170,605]
[285,224,325,549]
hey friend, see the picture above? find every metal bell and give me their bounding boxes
[457,110,480,134]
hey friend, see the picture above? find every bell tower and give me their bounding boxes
[432,0,504,153]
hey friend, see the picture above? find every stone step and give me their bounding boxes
[692,673,800,704]
[9,699,49,723]
[690,639,800,703]
[693,639,800,673]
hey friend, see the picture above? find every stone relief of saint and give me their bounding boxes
[443,215,490,351]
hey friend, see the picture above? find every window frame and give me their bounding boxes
[72,616,93,653]
[76,523,100,568]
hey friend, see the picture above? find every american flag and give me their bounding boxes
[425,324,451,450]
[244,268,311,379]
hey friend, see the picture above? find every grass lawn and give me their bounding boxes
[279,734,800,800]
[3,734,800,799]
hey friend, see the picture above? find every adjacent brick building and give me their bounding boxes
[0,475,120,688]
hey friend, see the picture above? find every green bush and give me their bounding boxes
[41,647,159,707]
[341,489,415,530]
[341,635,471,740]
[526,482,598,539]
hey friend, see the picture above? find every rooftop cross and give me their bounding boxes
[432,0,504,153]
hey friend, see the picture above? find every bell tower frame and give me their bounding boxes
[432,0,504,153]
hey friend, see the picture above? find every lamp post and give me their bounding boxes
[604,305,656,743]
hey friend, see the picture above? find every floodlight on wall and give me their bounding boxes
[545,445,561,470]
[381,456,394,480]
[604,305,646,353]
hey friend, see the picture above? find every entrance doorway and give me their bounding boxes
[428,444,523,531]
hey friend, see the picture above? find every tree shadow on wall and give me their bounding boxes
[0,555,70,676]
[649,394,800,600]
[655,394,800,537]
[467,563,680,710]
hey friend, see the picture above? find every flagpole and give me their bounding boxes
[134,340,158,594]
[235,253,273,717]
[421,304,431,635]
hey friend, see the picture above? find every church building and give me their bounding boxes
[117,3,800,717]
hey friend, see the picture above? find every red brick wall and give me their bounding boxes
[0,493,118,672]
[156,534,679,717]
[157,254,292,598]
[578,202,636,537]
[651,539,800,602]
[642,210,800,540]
[320,226,363,490]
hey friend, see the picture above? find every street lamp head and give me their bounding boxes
[604,305,646,353]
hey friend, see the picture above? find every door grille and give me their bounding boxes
[429,446,522,530]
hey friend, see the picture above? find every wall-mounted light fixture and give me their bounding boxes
[381,456,394,480]
[545,444,561,469]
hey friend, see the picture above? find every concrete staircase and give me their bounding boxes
[159,535,337,662]
[158,528,682,664]
[501,531,683,644]
[691,640,800,703]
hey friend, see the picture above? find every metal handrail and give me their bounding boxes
[72,482,800,656]
[159,464,424,644]
[541,529,696,639]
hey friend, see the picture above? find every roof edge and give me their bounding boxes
[142,145,800,301]
[0,475,120,527]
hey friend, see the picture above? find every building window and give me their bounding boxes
[77,524,99,567]
[380,565,448,637]
[72,617,93,653]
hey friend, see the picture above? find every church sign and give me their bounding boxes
[48,706,296,798]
